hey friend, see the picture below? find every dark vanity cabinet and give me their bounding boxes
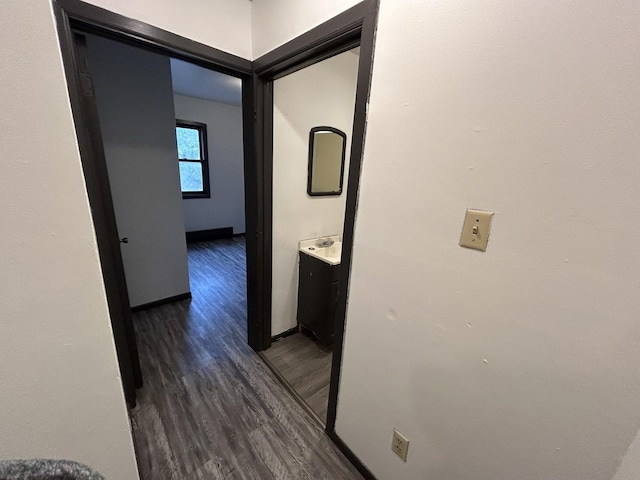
[297,252,340,345]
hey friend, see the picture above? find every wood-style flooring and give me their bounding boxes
[262,332,333,423]
[130,237,362,480]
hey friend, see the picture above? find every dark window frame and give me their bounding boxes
[176,119,210,199]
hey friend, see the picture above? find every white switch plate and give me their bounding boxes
[459,209,494,252]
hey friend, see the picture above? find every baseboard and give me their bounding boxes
[131,292,192,312]
[185,227,233,243]
[271,326,298,341]
[328,431,378,480]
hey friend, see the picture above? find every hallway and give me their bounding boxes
[129,237,361,479]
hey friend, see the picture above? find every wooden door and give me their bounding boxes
[73,33,143,406]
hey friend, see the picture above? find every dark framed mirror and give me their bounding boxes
[307,126,347,196]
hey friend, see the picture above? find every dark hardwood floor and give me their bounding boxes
[262,331,332,423]
[130,237,362,480]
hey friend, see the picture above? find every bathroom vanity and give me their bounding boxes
[297,236,342,345]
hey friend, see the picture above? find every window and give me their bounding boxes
[176,120,210,198]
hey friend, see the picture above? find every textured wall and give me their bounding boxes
[85,0,252,59]
[251,0,361,58]
[336,1,640,479]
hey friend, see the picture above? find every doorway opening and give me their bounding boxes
[54,0,262,410]
[251,0,378,449]
[262,46,361,424]
[62,13,261,480]
[76,26,250,366]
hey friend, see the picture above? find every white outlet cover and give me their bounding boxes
[392,428,410,462]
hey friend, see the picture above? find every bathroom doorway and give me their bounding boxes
[262,47,360,424]
[253,0,377,436]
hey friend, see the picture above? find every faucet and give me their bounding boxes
[317,238,334,247]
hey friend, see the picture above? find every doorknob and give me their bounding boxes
[120,237,128,243]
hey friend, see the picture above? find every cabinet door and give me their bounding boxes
[297,253,333,343]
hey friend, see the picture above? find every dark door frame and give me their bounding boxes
[252,0,379,470]
[54,0,378,474]
[52,0,264,405]
[69,30,140,407]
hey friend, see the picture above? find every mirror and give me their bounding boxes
[307,126,347,196]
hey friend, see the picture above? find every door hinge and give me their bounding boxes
[79,72,95,98]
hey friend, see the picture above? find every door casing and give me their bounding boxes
[252,4,379,478]
[54,0,379,476]
[53,0,261,406]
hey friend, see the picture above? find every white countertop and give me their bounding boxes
[299,235,342,266]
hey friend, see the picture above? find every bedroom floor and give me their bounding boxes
[129,237,361,479]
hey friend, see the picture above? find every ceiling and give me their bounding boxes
[170,58,242,106]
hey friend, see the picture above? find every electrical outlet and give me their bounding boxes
[391,428,409,462]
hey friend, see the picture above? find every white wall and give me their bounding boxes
[173,94,246,234]
[271,50,359,336]
[335,2,640,480]
[0,1,138,478]
[614,429,640,480]
[87,35,191,308]
[85,0,252,59]
[251,0,361,58]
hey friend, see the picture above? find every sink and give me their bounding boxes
[299,235,342,265]
[302,242,342,265]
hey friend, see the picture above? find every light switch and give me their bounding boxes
[459,209,494,252]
